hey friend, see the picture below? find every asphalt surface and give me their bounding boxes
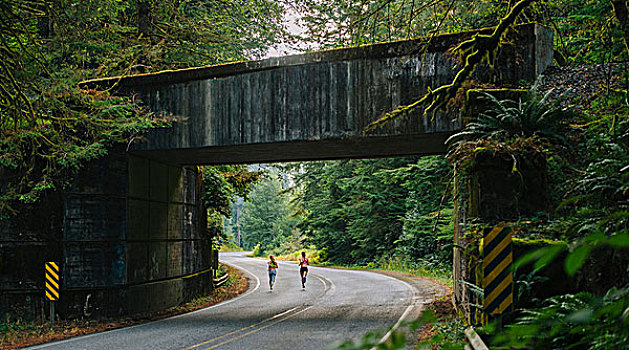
[29,252,429,350]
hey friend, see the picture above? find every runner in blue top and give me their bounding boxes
[268,255,278,290]
[298,251,309,289]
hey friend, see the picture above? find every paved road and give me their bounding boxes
[30,252,426,350]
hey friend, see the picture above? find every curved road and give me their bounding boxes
[30,252,428,350]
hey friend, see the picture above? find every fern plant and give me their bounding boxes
[491,287,629,349]
[577,118,629,214]
[446,89,578,154]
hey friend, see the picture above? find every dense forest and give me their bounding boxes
[1,0,629,348]
[229,157,453,273]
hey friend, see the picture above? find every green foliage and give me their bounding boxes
[328,329,392,350]
[239,171,299,253]
[447,90,577,149]
[1,1,627,347]
[416,313,468,349]
[490,84,629,349]
[366,0,539,128]
[219,240,244,253]
[298,0,536,49]
[329,310,466,349]
[302,0,628,128]
[201,165,263,248]
[252,243,263,257]
[298,0,453,48]
[39,0,288,76]
[540,0,629,64]
[513,269,550,307]
[202,168,236,218]
[379,255,454,283]
[235,157,453,270]
[0,84,163,216]
[201,165,263,217]
[515,243,566,271]
[289,156,453,267]
[0,0,288,217]
[275,247,325,264]
[327,320,424,350]
[295,2,629,348]
[491,287,629,349]
[0,316,51,346]
[516,94,628,263]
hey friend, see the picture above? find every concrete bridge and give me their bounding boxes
[84,23,552,165]
[2,24,553,321]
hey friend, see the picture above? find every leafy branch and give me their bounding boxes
[366,0,535,132]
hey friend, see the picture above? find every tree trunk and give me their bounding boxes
[611,0,629,56]
[137,0,152,41]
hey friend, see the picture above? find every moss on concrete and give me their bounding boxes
[80,23,547,92]
[513,237,567,247]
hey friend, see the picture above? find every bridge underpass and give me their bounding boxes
[2,23,553,321]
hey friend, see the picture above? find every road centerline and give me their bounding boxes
[186,261,331,350]
[185,305,302,349]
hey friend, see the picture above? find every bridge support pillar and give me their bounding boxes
[0,148,214,321]
[453,149,549,325]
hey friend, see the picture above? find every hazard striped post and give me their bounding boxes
[482,224,513,318]
[45,262,60,322]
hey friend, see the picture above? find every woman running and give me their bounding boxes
[298,251,309,288]
[268,255,278,290]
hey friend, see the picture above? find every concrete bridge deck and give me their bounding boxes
[83,23,553,165]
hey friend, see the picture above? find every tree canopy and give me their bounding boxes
[0,0,289,217]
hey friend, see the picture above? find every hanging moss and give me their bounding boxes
[367,0,535,130]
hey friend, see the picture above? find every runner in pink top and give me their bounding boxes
[268,255,278,290]
[298,251,309,289]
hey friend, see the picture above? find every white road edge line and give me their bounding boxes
[169,261,261,320]
[374,273,418,348]
[27,261,261,349]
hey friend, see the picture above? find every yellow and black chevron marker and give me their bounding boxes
[482,225,513,316]
[45,262,60,301]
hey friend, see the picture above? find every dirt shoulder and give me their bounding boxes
[0,264,248,349]
[371,270,461,348]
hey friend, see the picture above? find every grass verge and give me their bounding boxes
[308,260,452,288]
[256,247,451,286]
[219,242,245,252]
[273,247,323,264]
